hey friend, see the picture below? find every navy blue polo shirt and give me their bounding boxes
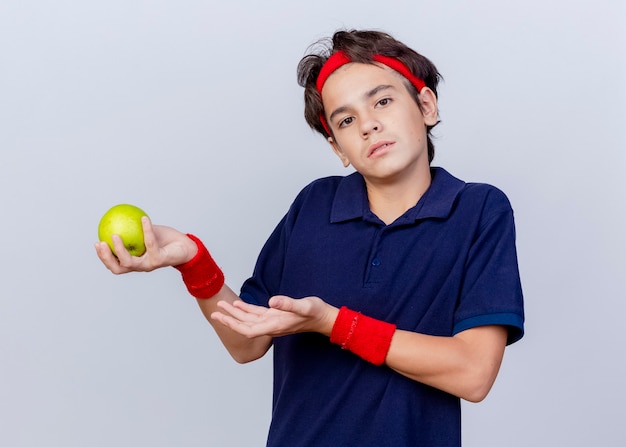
[240,167,524,447]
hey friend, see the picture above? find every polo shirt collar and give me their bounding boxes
[330,167,465,223]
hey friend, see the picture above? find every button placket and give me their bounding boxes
[365,227,385,286]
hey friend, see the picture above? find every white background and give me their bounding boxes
[1,1,624,445]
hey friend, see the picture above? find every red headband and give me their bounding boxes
[316,51,426,135]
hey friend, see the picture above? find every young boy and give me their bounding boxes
[96,29,524,447]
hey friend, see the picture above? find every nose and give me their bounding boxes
[360,115,381,138]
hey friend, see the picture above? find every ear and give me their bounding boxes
[328,137,351,168]
[418,87,439,126]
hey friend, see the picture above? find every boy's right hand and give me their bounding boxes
[94,216,198,274]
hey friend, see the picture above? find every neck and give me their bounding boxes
[365,165,432,225]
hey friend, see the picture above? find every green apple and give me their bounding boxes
[98,204,149,257]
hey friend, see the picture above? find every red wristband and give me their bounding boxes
[174,234,224,299]
[330,306,396,366]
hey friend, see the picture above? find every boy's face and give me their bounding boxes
[321,62,438,183]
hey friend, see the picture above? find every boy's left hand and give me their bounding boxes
[211,296,339,339]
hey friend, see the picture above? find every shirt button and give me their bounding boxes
[371,257,381,266]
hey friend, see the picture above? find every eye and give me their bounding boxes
[339,116,354,128]
[376,97,392,107]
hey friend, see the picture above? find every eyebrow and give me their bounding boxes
[328,84,395,124]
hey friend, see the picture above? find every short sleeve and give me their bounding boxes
[453,190,525,345]
[239,214,289,307]
[239,182,314,306]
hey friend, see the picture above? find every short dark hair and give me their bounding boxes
[297,30,442,163]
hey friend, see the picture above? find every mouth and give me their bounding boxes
[368,141,394,158]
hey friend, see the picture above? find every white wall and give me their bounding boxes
[1,1,624,445]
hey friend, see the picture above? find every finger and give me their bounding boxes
[141,216,157,253]
[269,295,314,316]
[211,311,264,337]
[211,311,242,331]
[218,300,264,322]
[231,299,270,316]
[269,295,292,311]
[112,234,134,267]
[94,241,126,274]
[94,241,110,262]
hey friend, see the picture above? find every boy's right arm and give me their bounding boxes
[94,216,273,363]
[197,285,273,363]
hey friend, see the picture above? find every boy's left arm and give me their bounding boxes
[213,295,508,402]
[385,325,508,402]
